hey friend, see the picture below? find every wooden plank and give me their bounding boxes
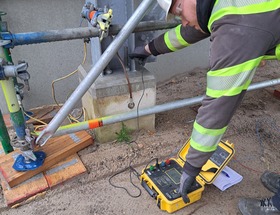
[1,173,48,207]
[3,105,60,128]
[0,131,93,188]
[44,154,87,188]
[26,105,60,125]
[0,145,7,161]
[1,154,87,207]
[0,145,16,164]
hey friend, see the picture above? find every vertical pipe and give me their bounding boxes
[0,70,26,141]
[0,14,14,153]
[36,0,155,146]
[0,15,26,145]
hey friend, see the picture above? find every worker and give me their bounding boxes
[130,0,280,214]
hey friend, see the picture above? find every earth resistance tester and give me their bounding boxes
[140,139,235,213]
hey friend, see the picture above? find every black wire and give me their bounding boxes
[142,158,159,176]
[136,70,146,130]
[108,157,142,198]
[107,37,147,197]
[108,157,159,198]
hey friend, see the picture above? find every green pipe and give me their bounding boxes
[0,14,19,87]
[0,110,13,153]
[0,49,26,142]
[0,13,13,153]
[0,12,22,152]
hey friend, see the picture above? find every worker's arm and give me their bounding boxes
[147,24,209,56]
[129,25,209,63]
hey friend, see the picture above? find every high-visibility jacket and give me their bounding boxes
[148,0,280,175]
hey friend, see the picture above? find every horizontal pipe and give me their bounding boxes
[110,20,179,34]
[49,78,280,137]
[2,21,179,48]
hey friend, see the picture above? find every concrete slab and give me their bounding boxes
[79,64,156,143]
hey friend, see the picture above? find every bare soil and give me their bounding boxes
[1,61,280,215]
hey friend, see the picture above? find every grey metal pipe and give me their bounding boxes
[2,21,178,48]
[36,0,155,146]
[52,78,280,137]
[110,20,179,34]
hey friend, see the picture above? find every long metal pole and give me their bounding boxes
[1,21,178,49]
[34,78,280,137]
[0,16,16,153]
[36,0,155,146]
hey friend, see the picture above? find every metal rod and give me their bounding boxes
[0,18,15,153]
[2,21,179,49]
[36,0,155,146]
[110,20,179,34]
[43,78,280,137]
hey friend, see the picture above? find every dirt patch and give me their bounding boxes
[1,61,280,215]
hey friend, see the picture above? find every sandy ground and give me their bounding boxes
[0,61,280,215]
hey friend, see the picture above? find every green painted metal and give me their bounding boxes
[0,12,17,152]
[0,110,13,154]
[10,109,26,140]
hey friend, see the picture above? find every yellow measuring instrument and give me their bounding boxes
[140,139,235,213]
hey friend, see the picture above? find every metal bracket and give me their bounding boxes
[11,128,36,161]
[0,39,11,47]
[0,32,14,48]
[0,59,30,90]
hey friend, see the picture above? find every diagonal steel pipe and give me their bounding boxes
[36,0,155,146]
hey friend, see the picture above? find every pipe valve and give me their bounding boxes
[81,2,113,41]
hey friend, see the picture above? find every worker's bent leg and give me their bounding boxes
[185,92,246,175]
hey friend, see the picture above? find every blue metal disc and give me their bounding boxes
[13,151,46,171]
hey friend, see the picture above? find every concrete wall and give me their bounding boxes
[0,0,210,114]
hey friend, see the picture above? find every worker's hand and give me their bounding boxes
[129,46,151,65]
[179,171,196,204]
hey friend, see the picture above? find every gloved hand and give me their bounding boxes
[129,46,151,65]
[179,171,196,204]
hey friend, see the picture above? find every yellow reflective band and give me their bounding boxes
[191,127,225,149]
[207,68,255,92]
[194,121,227,136]
[164,26,189,52]
[190,137,218,152]
[206,79,252,98]
[208,0,280,32]
[175,25,189,47]
[208,57,262,77]
[276,44,280,60]
[263,56,277,60]
[206,58,262,98]
[164,32,177,52]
